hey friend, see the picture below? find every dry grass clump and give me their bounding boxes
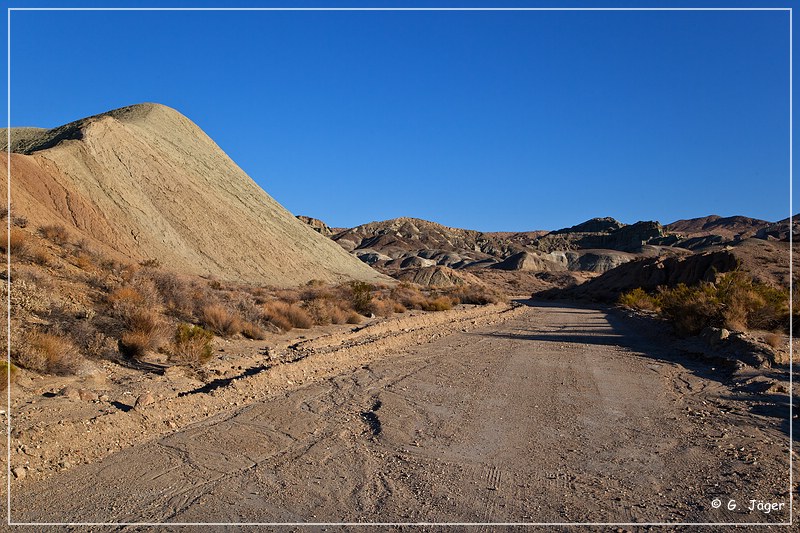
[169,323,214,365]
[0,228,31,256]
[618,271,790,336]
[240,321,267,340]
[422,296,455,312]
[200,303,243,337]
[370,297,396,318]
[346,311,363,324]
[391,283,426,310]
[118,308,166,359]
[107,286,146,309]
[71,251,95,271]
[38,224,70,245]
[261,300,313,330]
[15,330,81,375]
[448,284,504,305]
[303,298,349,325]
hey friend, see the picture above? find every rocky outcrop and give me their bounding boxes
[296,215,333,237]
[538,250,740,302]
[492,249,636,274]
[552,217,624,234]
[575,221,664,252]
[755,214,800,242]
[666,215,770,239]
[491,251,566,272]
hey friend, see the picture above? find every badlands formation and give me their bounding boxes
[2,103,386,286]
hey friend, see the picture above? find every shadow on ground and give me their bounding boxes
[501,298,798,443]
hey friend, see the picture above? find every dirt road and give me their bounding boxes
[10,303,794,527]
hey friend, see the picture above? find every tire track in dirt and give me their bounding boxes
[4,302,524,496]
[9,303,794,527]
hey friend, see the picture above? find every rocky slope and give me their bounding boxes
[666,215,771,239]
[3,103,386,286]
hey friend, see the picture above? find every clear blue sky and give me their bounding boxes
[3,1,794,232]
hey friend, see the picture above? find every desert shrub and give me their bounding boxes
[13,216,28,228]
[30,246,50,266]
[328,306,348,324]
[303,299,332,325]
[200,303,243,337]
[240,321,267,340]
[370,298,396,318]
[346,311,363,324]
[151,271,195,318]
[450,284,503,305]
[391,283,426,310]
[715,271,788,331]
[261,300,313,330]
[0,361,18,390]
[118,308,166,358]
[0,228,30,256]
[71,251,94,271]
[644,271,790,336]
[618,287,660,312]
[657,283,720,336]
[349,281,374,314]
[299,283,336,302]
[273,288,302,304]
[261,302,292,331]
[393,302,407,313]
[303,298,350,325]
[170,323,214,365]
[422,296,454,312]
[139,258,161,269]
[107,286,146,313]
[118,263,139,283]
[38,224,70,246]
[15,330,81,375]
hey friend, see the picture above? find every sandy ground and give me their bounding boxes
[5,302,798,529]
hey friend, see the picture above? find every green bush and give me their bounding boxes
[620,271,789,336]
[170,323,214,365]
[617,287,659,311]
[350,281,374,314]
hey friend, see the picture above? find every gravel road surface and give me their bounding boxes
[11,303,794,528]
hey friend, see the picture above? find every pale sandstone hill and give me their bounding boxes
[2,103,388,286]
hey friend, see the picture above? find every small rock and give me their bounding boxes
[60,387,80,400]
[12,466,25,480]
[98,394,110,402]
[78,389,98,402]
[134,392,155,410]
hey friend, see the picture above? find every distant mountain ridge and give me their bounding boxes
[665,215,771,239]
